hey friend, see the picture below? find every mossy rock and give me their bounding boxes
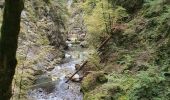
[82,61,99,74]
[81,71,108,92]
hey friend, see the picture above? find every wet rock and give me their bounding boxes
[66,40,73,48]
[68,43,73,47]
[35,75,52,84]
[66,40,71,44]
[51,76,59,81]
[65,53,72,58]
[72,74,80,82]
[34,70,45,76]
[34,75,55,93]
[46,66,55,71]
[78,34,86,41]
[66,74,82,82]
[82,71,108,92]
[80,41,88,48]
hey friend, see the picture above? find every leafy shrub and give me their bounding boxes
[128,70,170,100]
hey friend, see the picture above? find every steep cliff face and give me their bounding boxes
[0,0,68,99]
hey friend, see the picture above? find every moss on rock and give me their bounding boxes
[82,71,108,92]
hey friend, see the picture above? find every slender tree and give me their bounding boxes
[0,0,24,99]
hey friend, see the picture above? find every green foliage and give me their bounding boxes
[128,69,170,100]
[82,0,129,48]
[81,0,170,100]
[88,51,101,69]
[83,66,170,100]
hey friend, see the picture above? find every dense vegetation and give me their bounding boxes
[79,0,170,99]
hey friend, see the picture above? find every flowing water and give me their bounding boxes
[28,36,90,100]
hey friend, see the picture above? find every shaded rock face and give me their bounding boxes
[47,30,66,48]
[8,0,67,99]
[32,0,67,49]
[80,41,89,48]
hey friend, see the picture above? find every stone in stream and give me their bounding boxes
[34,70,46,76]
[66,74,83,82]
[66,40,73,47]
[66,40,71,44]
[80,41,88,48]
[51,76,59,81]
[33,75,56,93]
[68,43,73,47]
[46,66,55,71]
[65,53,72,58]
[73,74,80,81]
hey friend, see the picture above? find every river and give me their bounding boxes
[28,34,90,100]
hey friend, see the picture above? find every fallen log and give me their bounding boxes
[97,36,112,52]
[65,36,111,83]
[65,61,88,83]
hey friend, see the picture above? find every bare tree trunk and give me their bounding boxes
[0,0,24,100]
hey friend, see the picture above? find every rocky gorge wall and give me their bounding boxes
[0,0,68,99]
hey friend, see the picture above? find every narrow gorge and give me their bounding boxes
[0,0,170,100]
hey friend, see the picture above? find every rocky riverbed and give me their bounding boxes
[28,34,92,100]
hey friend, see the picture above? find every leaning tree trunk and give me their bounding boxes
[0,0,24,100]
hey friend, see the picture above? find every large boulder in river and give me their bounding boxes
[33,75,56,93]
[81,71,108,92]
[35,75,52,84]
[72,74,80,82]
